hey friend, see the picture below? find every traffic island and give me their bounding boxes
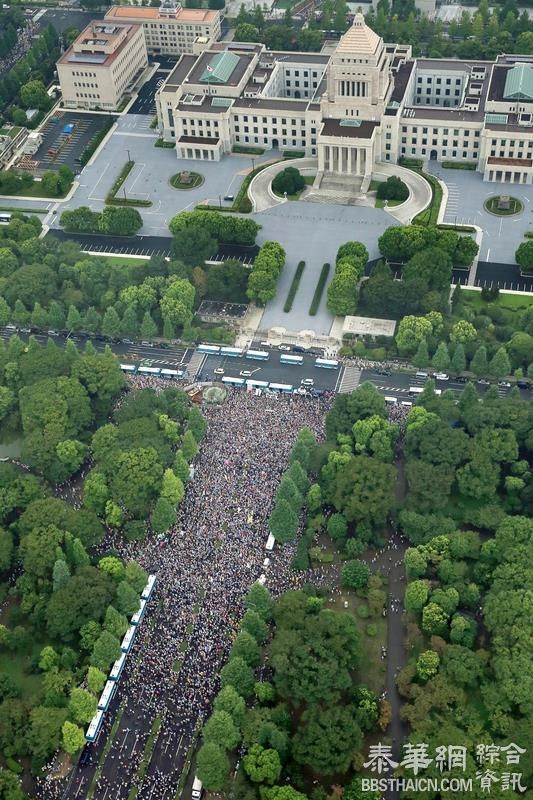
[170,171,204,190]
[484,195,523,216]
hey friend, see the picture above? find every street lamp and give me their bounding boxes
[251,157,256,173]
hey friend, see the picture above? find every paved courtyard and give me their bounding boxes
[51,115,274,235]
[427,162,533,262]
[256,202,392,335]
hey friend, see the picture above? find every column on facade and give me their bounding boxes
[347,148,352,175]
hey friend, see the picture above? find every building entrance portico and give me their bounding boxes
[320,144,368,176]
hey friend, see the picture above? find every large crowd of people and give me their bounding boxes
[37,384,331,800]
[0,20,35,78]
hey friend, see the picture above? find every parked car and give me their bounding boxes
[375,369,391,376]
[214,368,224,376]
[278,345,291,351]
[498,381,511,388]
[477,378,491,385]
[301,378,314,386]
[292,346,306,353]
[455,376,468,383]
[434,372,449,381]
[141,340,154,347]
[517,379,530,389]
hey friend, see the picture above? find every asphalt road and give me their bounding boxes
[359,367,532,401]
[200,351,341,392]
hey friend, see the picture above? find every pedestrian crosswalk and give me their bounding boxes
[338,366,361,393]
[186,351,206,380]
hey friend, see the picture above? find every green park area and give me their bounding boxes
[484,195,523,216]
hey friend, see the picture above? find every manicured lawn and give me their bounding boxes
[170,171,204,190]
[2,183,70,199]
[376,197,403,209]
[484,195,523,216]
[462,289,533,313]
[104,254,150,266]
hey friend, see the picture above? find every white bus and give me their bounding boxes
[245,349,269,361]
[86,710,104,743]
[98,680,116,712]
[220,346,243,357]
[409,387,424,395]
[245,379,269,389]
[138,366,161,375]
[314,358,339,369]
[109,653,126,681]
[120,364,137,374]
[0,212,11,225]
[265,533,275,551]
[222,376,245,387]
[160,368,183,379]
[384,396,397,404]
[142,574,157,600]
[268,383,293,393]
[131,598,147,626]
[280,354,303,366]
[120,625,137,654]
[198,344,220,354]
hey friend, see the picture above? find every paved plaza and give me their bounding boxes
[51,115,274,235]
[256,202,392,335]
[427,162,533,262]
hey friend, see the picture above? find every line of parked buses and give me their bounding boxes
[82,574,157,754]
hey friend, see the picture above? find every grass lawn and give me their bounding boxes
[103,254,150,266]
[462,288,533,313]
[484,196,523,216]
[170,171,204,190]
[274,175,314,200]
[376,197,403,209]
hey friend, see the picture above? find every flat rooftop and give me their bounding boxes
[321,119,379,139]
[57,20,141,68]
[105,5,218,23]
[343,315,397,337]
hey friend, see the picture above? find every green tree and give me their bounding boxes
[196,742,229,792]
[151,496,177,533]
[450,342,466,374]
[160,468,184,505]
[515,240,533,271]
[172,226,216,266]
[470,345,488,377]
[68,687,97,724]
[431,341,450,371]
[234,22,259,41]
[203,710,240,750]
[416,650,440,681]
[421,602,449,636]
[140,311,158,340]
[230,631,260,667]
[52,559,70,592]
[121,306,139,339]
[220,657,255,698]
[243,744,281,785]
[101,307,121,340]
[90,631,121,672]
[268,498,298,544]
[181,430,199,462]
[245,583,273,621]
[98,206,142,236]
[413,339,429,369]
[115,580,140,616]
[292,704,362,775]
[103,605,128,639]
[241,609,268,643]
[488,346,511,379]
[404,579,429,613]
[213,685,246,726]
[341,559,370,590]
[450,320,477,344]
[87,666,106,694]
[62,721,86,755]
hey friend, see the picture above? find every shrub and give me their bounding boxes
[272,166,305,196]
[376,176,409,202]
[366,623,378,637]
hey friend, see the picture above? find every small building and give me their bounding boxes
[342,315,397,340]
[57,20,148,111]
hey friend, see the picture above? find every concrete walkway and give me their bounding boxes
[248,157,318,212]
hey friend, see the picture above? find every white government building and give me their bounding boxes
[156,12,533,187]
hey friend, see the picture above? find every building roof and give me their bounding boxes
[57,20,142,68]
[342,315,396,337]
[105,5,218,23]
[503,63,533,100]
[321,119,379,139]
[336,13,381,56]
[161,54,197,89]
[200,50,240,83]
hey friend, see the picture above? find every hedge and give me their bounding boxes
[309,263,330,316]
[80,118,114,166]
[105,160,152,208]
[283,261,306,312]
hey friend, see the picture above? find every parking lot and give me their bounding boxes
[200,352,342,392]
[129,69,169,115]
[32,112,114,172]
[427,162,533,263]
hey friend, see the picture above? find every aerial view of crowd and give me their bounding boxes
[37,384,331,800]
